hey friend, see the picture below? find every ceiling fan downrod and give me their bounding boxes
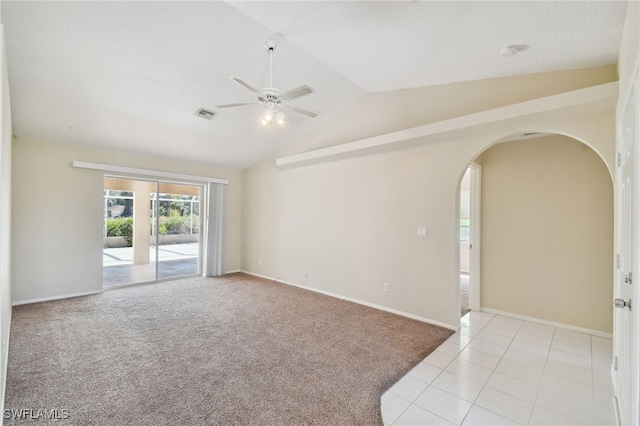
[265,40,277,89]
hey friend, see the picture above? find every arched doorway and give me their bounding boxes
[457,133,613,333]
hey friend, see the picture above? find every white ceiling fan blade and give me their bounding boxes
[283,104,319,118]
[229,75,260,94]
[280,85,315,100]
[217,101,260,108]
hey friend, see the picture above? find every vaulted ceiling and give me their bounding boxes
[1,1,627,169]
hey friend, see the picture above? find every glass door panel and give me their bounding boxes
[103,178,158,287]
[156,183,201,280]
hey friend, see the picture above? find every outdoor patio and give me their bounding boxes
[103,242,199,287]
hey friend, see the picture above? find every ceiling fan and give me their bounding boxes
[217,40,319,125]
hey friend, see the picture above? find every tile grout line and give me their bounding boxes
[389,327,466,425]
[390,314,489,425]
[387,312,611,425]
[527,324,555,426]
[466,315,532,425]
[453,313,504,425]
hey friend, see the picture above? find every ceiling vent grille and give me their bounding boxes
[195,107,215,120]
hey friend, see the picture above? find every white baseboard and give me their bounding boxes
[12,290,103,306]
[480,307,613,339]
[240,270,457,331]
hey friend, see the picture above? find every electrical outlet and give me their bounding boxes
[259,258,263,265]
[383,282,390,292]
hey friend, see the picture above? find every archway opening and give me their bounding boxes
[457,133,613,333]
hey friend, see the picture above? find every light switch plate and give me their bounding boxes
[417,227,428,237]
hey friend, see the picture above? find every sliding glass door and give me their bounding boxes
[103,177,202,288]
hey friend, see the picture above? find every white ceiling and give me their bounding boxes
[1,1,627,169]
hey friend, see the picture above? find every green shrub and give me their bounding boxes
[159,211,193,235]
[106,212,198,245]
[106,217,133,246]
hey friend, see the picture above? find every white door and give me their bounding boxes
[469,164,481,312]
[613,72,638,426]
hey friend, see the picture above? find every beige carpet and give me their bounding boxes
[460,273,470,317]
[4,273,453,425]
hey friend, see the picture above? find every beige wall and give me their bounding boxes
[478,135,613,333]
[242,67,617,329]
[11,138,242,303]
[7,69,620,329]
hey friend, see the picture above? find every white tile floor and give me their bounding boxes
[381,311,616,426]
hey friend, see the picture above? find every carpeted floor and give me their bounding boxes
[460,273,470,317]
[4,273,453,425]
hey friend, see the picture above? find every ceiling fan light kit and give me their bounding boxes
[261,107,274,125]
[260,103,286,126]
[217,40,319,126]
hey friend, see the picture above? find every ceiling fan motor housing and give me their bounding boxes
[260,88,282,105]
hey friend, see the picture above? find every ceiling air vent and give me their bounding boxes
[195,107,215,120]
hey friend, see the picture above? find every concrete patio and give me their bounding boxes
[103,242,200,287]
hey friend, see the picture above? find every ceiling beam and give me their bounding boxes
[275,82,618,169]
